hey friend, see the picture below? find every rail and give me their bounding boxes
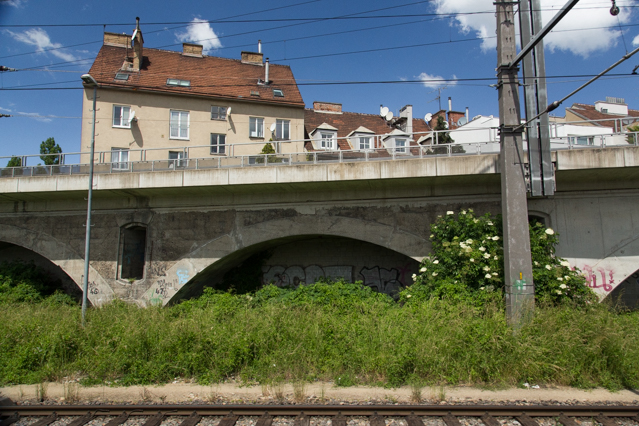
[1,130,637,179]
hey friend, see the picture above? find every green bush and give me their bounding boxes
[402,209,596,306]
[0,261,76,305]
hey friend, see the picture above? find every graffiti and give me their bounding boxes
[176,268,190,285]
[262,265,352,288]
[148,262,167,277]
[581,265,614,292]
[88,281,99,295]
[359,267,403,295]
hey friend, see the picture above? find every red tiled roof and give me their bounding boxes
[304,108,432,150]
[566,103,639,128]
[88,45,305,107]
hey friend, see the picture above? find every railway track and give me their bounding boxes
[1,403,638,426]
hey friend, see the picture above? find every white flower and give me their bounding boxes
[406,294,412,298]
[494,256,499,260]
[559,284,567,289]
[446,211,454,215]
[473,219,479,223]
[420,267,427,272]
[557,277,563,281]
[564,275,570,280]
[534,261,539,266]
[483,253,490,259]
[492,236,500,241]
[487,221,493,226]
[556,290,562,295]
[432,272,438,277]
[461,210,467,215]
[479,247,486,252]
[412,274,417,280]
[480,287,485,290]
[470,258,475,262]
[465,239,473,244]
[545,228,555,235]
[483,266,491,272]
[430,234,434,238]
[560,260,570,267]
[485,274,492,279]
[492,272,498,276]
[545,265,552,270]
[433,260,439,264]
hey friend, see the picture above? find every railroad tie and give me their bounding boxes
[442,412,462,426]
[332,413,347,426]
[255,413,273,426]
[104,412,130,426]
[405,414,425,426]
[369,413,385,426]
[0,412,20,426]
[218,412,239,426]
[178,412,202,426]
[558,413,580,426]
[67,412,96,426]
[595,414,617,426]
[295,413,310,426]
[142,412,166,426]
[480,413,501,426]
[31,413,58,426]
[515,414,539,426]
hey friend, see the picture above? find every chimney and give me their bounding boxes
[258,40,262,53]
[241,51,264,65]
[132,17,144,71]
[466,107,469,121]
[313,101,342,113]
[400,105,413,136]
[265,58,270,84]
[182,43,203,57]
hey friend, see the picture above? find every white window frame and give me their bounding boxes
[113,105,131,128]
[168,151,187,168]
[394,138,408,154]
[211,133,226,154]
[358,136,372,150]
[250,117,264,138]
[170,110,190,140]
[320,131,336,150]
[111,148,129,170]
[275,119,290,140]
[211,106,227,121]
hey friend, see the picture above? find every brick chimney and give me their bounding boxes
[132,17,144,71]
[313,101,342,114]
[241,51,264,65]
[182,43,203,58]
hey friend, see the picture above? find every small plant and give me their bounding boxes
[63,382,79,404]
[36,382,48,402]
[273,383,285,402]
[292,381,307,403]
[206,386,218,402]
[319,384,326,403]
[410,383,423,403]
[385,394,398,404]
[430,386,446,403]
[261,383,270,397]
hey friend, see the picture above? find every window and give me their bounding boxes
[320,132,336,150]
[170,110,189,140]
[113,105,131,128]
[570,136,594,146]
[211,134,226,154]
[167,78,190,87]
[250,117,264,138]
[273,89,284,97]
[169,151,187,168]
[119,224,146,280]
[111,148,129,170]
[211,106,227,120]
[359,136,371,150]
[114,73,129,81]
[395,138,407,153]
[275,119,290,140]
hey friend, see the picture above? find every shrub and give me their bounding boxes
[0,261,76,305]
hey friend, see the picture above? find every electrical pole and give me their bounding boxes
[496,1,535,326]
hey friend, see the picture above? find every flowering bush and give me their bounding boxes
[401,209,596,306]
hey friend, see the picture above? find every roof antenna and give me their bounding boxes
[632,64,638,75]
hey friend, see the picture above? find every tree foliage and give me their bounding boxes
[6,156,21,167]
[39,137,62,165]
[628,124,639,145]
[429,116,465,154]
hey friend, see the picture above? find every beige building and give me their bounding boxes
[81,21,305,169]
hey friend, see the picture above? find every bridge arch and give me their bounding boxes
[0,224,115,305]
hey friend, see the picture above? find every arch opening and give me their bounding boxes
[118,223,147,281]
[0,241,82,302]
[170,235,421,304]
[603,268,639,310]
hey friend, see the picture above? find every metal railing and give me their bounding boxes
[1,130,637,179]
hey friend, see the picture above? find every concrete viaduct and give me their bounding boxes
[0,146,638,307]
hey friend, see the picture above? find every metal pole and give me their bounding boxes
[496,1,535,327]
[81,84,97,327]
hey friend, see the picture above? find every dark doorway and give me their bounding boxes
[120,225,147,280]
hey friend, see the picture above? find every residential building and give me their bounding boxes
[81,20,305,168]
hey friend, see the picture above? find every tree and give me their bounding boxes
[6,156,21,167]
[256,141,282,163]
[40,137,62,165]
[428,116,466,154]
[627,124,639,145]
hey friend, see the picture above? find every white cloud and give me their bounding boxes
[417,72,457,89]
[1,0,27,7]
[176,18,222,54]
[5,28,77,62]
[433,0,636,57]
[634,34,639,46]
[17,112,52,123]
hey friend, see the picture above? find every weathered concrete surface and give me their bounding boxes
[0,147,636,306]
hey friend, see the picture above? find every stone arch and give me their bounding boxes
[143,212,430,306]
[0,224,114,306]
[603,268,639,310]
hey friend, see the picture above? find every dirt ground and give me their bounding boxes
[2,382,638,404]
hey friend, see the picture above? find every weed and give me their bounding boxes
[385,394,398,404]
[272,383,285,402]
[63,382,79,404]
[292,381,306,403]
[139,387,153,402]
[430,386,447,402]
[206,386,218,402]
[35,382,48,402]
[319,384,326,403]
[410,383,423,403]
[261,383,270,397]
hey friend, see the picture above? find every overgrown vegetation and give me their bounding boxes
[0,261,76,305]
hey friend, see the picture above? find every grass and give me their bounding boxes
[0,284,638,391]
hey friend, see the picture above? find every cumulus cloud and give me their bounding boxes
[417,72,457,89]
[634,34,639,46]
[5,28,77,61]
[1,0,27,7]
[176,18,222,54]
[433,0,636,57]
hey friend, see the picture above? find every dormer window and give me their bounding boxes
[347,126,375,151]
[382,130,412,155]
[320,132,336,150]
[167,78,190,87]
[310,123,338,150]
[273,89,284,97]
[114,73,129,81]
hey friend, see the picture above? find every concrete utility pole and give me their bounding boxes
[496,1,535,326]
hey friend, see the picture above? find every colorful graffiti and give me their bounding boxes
[581,265,615,292]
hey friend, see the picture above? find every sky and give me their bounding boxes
[0,0,638,162]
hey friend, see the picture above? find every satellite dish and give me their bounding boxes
[457,117,468,126]
[129,111,136,122]
[385,111,394,121]
[269,122,276,132]
[380,106,389,117]
[424,113,433,122]
[226,107,232,117]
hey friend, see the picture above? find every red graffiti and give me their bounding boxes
[582,265,613,292]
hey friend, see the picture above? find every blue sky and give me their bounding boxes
[0,0,638,162]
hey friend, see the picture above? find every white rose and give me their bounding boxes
[557,277,563,281]
[412,274,417,280]
[545,265,552,270]
[487,221,493,226]
[461,210,467,215]
[432,272,438,277]
[492,236,500,241]
[556,290,562,295]
[420,267,427,272]
[446,211,454,215]
[479,247,486,252]
[483,266,491,272]
[466,239,473,244]
[470,258,475,262]
[494,256,499,260]
[433,260,439,264]
[492,272,498,276]
[559,284,567,289]
[545,228,555,235]
[485,274,492,279]
[484,253,490,259]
